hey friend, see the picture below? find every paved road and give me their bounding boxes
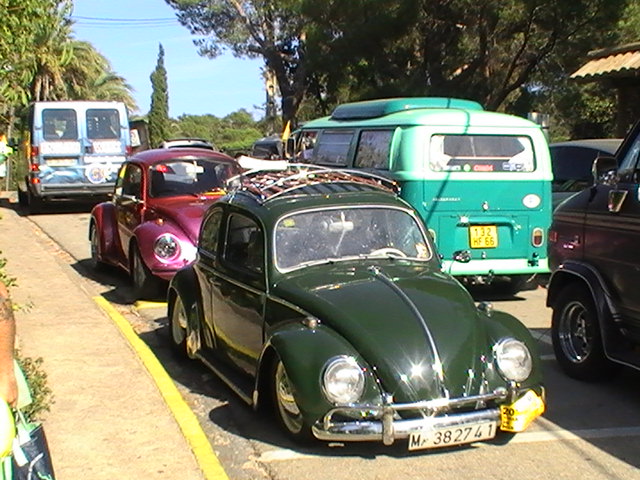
[16,204,640,480]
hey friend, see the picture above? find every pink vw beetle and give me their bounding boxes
[89,147,241,299]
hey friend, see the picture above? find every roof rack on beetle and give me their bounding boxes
[225,163,400,203]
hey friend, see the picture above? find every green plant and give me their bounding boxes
[15,352,53,422]
[0,254,17,289]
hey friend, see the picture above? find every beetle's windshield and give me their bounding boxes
[150,158,234,198]
[275,207,431,271]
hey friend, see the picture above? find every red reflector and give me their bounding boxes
[29,163,40,172]
[31,177,40,185]
[126,145,133,156]
[548,230,557,243]
[30,145,39,157]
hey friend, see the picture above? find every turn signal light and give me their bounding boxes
[532,227,544,247]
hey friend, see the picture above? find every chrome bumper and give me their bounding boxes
[312,387,509,445]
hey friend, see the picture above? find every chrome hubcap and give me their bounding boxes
[559,301,592,363]
[275,362,303,433]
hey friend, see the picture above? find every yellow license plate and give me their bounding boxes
[469,225,498,249]
[500,390,545,432]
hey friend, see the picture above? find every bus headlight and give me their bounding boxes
[322,356,365,404]
[494,338,532,382]
[154,234,180,261]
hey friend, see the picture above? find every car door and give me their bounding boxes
[205,211,266,377]
[584,127,640,337]
[114,163,144,263]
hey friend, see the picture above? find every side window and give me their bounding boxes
[200,209,223,255]
[223,214,264,274]
[619,136,640,173]
[121,164,142,197]
[354,130,393,169]
[313,130,354,166]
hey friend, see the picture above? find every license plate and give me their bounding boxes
[408,421,497,451]
[46,158,76,167]
[469,225,498,249]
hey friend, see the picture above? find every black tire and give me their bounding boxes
[131,246,161,300]
[17,188,28,207]
[551,283,614,381]
[27,190,43,214]
[270,357,314,442]
[168,294,196,359]
[89,223,107,271]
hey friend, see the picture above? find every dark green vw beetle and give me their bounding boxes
[168,165,545,450]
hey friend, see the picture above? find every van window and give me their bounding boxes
[429,134,535,173]
[86,108,121,140]
[354,130,393,169]
[42,109,78,140]
[314,130,354,166]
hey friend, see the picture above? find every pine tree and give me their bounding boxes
[148,44,170,147]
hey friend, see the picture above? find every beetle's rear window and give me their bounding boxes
[275,207,431,271]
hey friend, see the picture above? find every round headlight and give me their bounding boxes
[494,338,532,382]
[154,234,180,261]
[322,356,365,404]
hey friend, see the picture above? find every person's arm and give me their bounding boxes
[0,284,17,407]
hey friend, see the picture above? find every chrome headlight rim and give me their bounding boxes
[493,337,533,382]
[153,233,181,261]
[322,355,365,405]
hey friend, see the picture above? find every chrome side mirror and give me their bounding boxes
[593,155,618,186]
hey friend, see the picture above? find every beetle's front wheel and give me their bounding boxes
[270,358,314,442]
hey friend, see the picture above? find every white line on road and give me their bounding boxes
[257,425,640,462]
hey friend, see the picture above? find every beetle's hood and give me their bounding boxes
[150,196,221,242]
[273,262,493,401]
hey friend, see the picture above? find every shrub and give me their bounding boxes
[15,352,53,422]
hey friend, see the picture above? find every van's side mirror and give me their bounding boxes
[592,155,618,185]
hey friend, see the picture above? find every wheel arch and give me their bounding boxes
[546,261,619,323]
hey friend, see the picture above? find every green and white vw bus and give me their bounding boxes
[293,97,552,292]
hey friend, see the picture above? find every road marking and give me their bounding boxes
[93,296,229,480]
[534,332,552,345]
[134,300,167,310]
[507,425,640,444]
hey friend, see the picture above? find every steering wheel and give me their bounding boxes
[369,247,407,258]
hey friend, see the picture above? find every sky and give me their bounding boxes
[71,0,266,119]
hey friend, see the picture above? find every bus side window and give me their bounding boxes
[354,130,393,169]
[313,130,354,166]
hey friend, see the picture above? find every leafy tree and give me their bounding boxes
[148,44,170,147]
[172,110,265,154]
[302,0,625,117]
[166,0,307,129]
[61,40,137,111]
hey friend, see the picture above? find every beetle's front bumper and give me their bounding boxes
[311,387,544,445]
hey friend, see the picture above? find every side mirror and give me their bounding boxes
[592,155,617,185]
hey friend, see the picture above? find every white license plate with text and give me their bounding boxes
[408,421,496,451]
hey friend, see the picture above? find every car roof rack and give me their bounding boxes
[227,163,400,203]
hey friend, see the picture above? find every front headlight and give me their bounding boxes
[322,356,365,404]
[154,234,181,261]
[494,338,532,382]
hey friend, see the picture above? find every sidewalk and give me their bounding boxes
[0,199,207,480]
